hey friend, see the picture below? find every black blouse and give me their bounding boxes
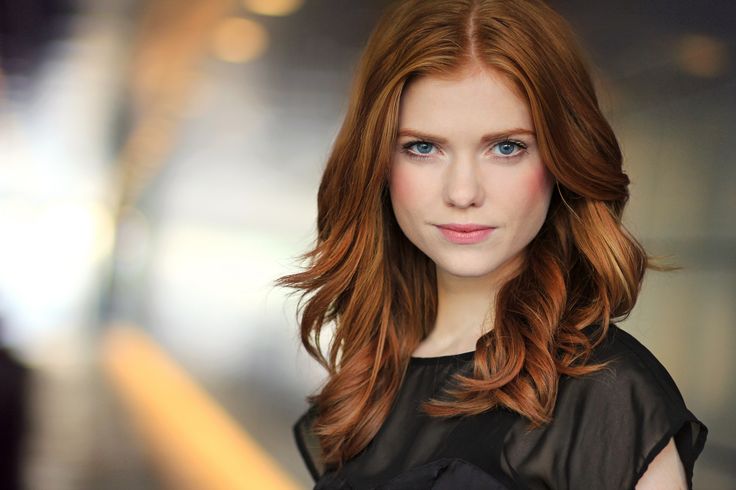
[293,324,708,489]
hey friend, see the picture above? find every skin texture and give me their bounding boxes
[389,63,554,355]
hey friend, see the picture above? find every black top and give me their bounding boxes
[293,324,708,489]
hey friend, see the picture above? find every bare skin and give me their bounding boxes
[389,62,552,357]
[412,252,523,356]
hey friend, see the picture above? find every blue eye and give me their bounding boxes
[492,140,526,157]
[412,142,435,155]
[402,140,438,159]
[401,138,528,160]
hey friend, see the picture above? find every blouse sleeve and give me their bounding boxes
[293,403,326,482]
[607,327,708,489]
[566,328,708,489]
[505,325,708,490]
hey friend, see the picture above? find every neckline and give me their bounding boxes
[409,349,475,365]
[407,323,602,366]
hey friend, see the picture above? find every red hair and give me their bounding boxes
[276,0,675,471]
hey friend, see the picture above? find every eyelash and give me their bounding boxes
[400,139,528,161]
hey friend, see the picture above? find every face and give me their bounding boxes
[389,65,554,282]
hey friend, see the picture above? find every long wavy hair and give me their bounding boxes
[276,0,675,471]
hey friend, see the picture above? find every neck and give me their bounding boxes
[430,252,525,349]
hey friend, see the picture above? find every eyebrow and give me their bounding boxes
[397,128,535,144]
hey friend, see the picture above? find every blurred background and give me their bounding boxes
[0,0,733,488]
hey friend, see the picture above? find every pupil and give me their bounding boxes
[417,143,431,153]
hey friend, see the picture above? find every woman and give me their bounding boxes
[278,0,708,488]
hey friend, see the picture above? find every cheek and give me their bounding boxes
[524,165,555,218]
[528,165,554,200]
[389,163,422,211]
[502,164,554,217]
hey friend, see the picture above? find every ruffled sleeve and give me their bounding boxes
[293,403,326,482]
[503,324,708,490]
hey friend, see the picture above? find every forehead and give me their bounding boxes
[397,66,533,135]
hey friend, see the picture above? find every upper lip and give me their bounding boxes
[436,223,495,232]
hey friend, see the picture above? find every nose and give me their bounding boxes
[443,153,485,208]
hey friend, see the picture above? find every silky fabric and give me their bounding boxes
[294,324,708,489]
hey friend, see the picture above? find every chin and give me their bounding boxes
[433,257,503,278]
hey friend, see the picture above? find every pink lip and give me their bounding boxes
[436,224,495,244]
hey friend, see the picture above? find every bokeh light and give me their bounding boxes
[677,34,729,78]
[243,0,304,17]
[211,17,269,63]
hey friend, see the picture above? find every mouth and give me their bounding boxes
[436,223,494,232]
[435,224,496,244]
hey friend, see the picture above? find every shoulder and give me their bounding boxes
[544,323,708,489]
[569,323,687,408]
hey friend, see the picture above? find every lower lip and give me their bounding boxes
[437,226,495,244]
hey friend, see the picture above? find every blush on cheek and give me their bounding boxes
[510,164,555,215]
[389,164,418,204]
[526,164,554,196]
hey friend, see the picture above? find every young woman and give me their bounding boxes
[278,0,708,488]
